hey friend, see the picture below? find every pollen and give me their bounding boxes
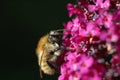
[104,17,108,22]
[89,37,93,43]
[81,63,86,67]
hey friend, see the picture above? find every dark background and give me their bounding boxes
[1,0,74,80]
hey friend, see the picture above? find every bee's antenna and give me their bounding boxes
[56,29,64,32]
[49,29,64,36]
[56,29,64,34]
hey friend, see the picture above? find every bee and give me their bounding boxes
[36,29,63,79]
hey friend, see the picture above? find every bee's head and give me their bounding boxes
[48,29,63,43]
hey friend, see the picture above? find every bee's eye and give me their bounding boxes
[48,35,58,43]
[50,31,58,35]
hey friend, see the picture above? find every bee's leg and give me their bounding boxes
[47,59,58,70]
[40,69,43,80]
[47,49,62,68]
[55,29,64,32]
[39,51,44,80]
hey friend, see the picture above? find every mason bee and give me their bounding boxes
[36,29,63,79]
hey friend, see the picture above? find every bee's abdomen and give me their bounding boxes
[41,58,55,75]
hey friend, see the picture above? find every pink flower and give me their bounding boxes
[96,10,113,28]
[66,52,77,62]
[111,55,120,75]
[58,73,69,80]
[111,55,120,67]
[67,3,86,17]
[95,0,110,9]
[64,21,73,31]
[99,30,119,42]
[71,17,80,36]
[78,54,94,74]
[88,0,110,12]
[67,3,75,17]
[86,21,100,36]
[113,9,120,24]
[69,71,81,80]
[81,70,102,80]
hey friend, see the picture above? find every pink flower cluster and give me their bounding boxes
[59,53,105,80]
[58,0,120,80]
